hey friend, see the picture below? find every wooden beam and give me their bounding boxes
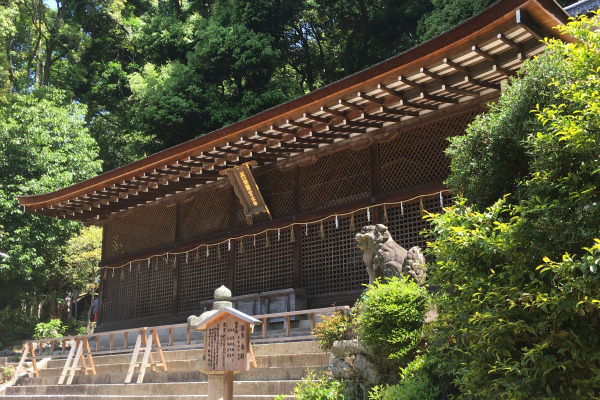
[295,136,334,145]
[339,99,364,111]
[464,76,501,90]
[343,119,383,129]
[279,142,320,149]
[497,33,522,51]
[286,119,314,130]
[472,45,496,62]
[360,112,400,123]
[214,147,241,155]
[227,142,254,150]
[258,131,284,140]
[377,84,438,111]
[420,92,459,104]
[440,84,480,97]
[398,76,422,90]
[310,131,349,140]
[303,113,331,124]
[268,126,295,136]
[357,91,384,105]
[516,8,556,41]
[242,136,267,145]
[379,106,419,117]
[321,106,348,118]
[443,58,468,74]
[326,125,366,134]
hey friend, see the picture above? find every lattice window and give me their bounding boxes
[301,212,370,296]
[104,203,176,260]
[299,148,370,212]
[384,194,454,252]
[181,187,231,241]
[178,244,229,315]
[257,168,294,219]
[234,230,294,296]
[101,268,136,323]
[135,255,174,318]
[379,110,480,194]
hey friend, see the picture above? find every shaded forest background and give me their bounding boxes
[0,0,576,322]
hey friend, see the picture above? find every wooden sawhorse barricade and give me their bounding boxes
[58,337,97,384]
[124,328,168,383]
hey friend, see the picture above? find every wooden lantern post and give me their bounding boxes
[188,286,260,400]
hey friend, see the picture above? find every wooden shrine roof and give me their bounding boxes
[18,0,570,224]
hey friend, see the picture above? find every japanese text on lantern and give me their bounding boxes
[204,314,248,371]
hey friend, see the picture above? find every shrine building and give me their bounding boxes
[18,0,571,331]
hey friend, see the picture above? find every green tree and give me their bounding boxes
[426,15,600,399]
[0,88,101,311]
[64,225,102,322]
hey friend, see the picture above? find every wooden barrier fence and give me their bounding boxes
[17,305,349,383]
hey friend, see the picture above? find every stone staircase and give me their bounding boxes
[3,340,329,399]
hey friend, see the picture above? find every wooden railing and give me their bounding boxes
[17,305,349,382]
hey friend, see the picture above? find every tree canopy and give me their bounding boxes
[0,88,101,310]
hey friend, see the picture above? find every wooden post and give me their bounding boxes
[292,166,303,290]
[223,371,234,400]
[228,188,237,293]
[173,201,182,317]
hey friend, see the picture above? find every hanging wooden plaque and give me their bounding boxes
[220,161,271,224]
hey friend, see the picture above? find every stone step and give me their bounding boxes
[6,380,298,397]
[20,365,324,386]
[38,353,329,377]
[44,341,322,369]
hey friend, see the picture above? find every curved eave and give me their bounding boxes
[18,0,571,223]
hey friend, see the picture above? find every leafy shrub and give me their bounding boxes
[0,306,39,347]
[313,308,357,351]
[63,319,88,336]
[2,365,14,380]
[293,370,345,400]
[358,276,428,376]
[426,15,600,399]
[33,319,65,339]
[369,376,439,400]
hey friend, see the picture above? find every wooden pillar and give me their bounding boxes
[97,228,108,324]
[369,142,383,224]
[292,167,302,289]
[228,188,237,293]
[173,201,182,317]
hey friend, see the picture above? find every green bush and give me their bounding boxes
[358,276,428,376]
[33,319,65,340]
[2,365,14,380]
[292,370,345,400]
[63,319,88,336]
[0,306,39,347]
[426,15,600,399]
[313,308,357,352]
[369,376,439,400]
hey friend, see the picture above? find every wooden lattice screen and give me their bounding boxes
[380,109,480,193]
[178,243,229,316]
[101,267,136,323]
[135,255,174,318]
[181,187,231,241]
[385,194,454,252]
[300,147,371,212]
[301,212,369,296]
[234,230,294,296]
[104,203,176,260]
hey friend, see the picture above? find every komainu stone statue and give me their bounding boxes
[355,224,426,285]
